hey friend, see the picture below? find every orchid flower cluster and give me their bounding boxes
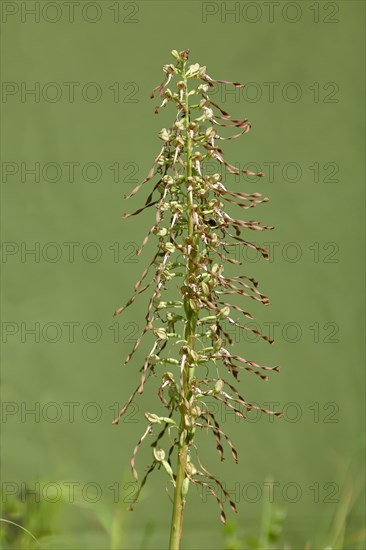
[113,49,280,534]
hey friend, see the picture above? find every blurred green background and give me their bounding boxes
[1,1,365,548]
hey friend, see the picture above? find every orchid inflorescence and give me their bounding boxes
[113,48,281,529]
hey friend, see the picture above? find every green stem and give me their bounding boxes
[168,63,197,550]
[168,442,188,550]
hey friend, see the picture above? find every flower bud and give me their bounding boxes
[174,120,185,131]
[191,152,203,161]
[159,128,171,142]
[203,107,214,120]
[215,379,224,393]
[190,406,201,417]
[201,282,210,296]
[163,242,176,254]
[219,306,230,319]
[148,354,161,364]
[188,349,199,363]
[157,157,165,167]
[170,201,184,214]
[186,63,200,77]
[171,50,180,61]
[205,127,216,140]
[145,412,161,424]
[186,462,197,476]
[179,49,190,61]
[153,447,165,462]
[153,327,168,340]
[198,84,209,93]
[184,414,195,428]
[174,136,185,148]
[163,64,177,74]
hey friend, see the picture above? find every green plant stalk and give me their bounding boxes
[168,63,197,550]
